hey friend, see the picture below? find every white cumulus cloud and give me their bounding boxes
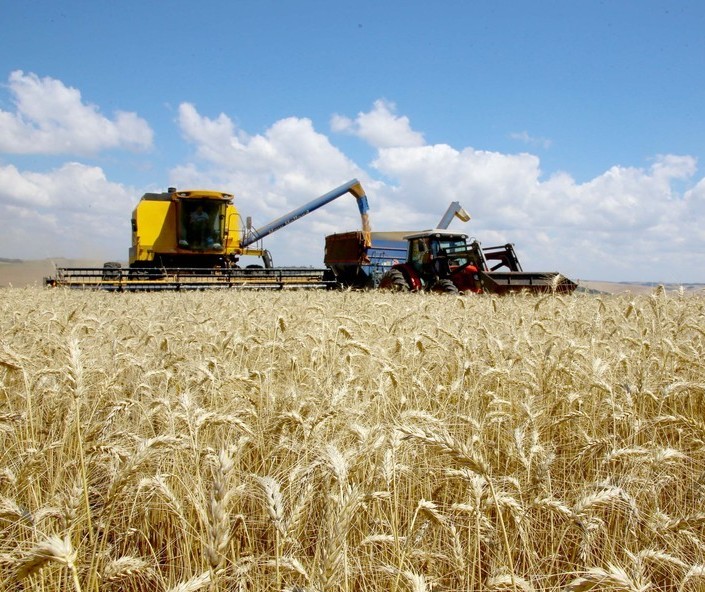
[331,99,425,149]
[0,162,136,259]
[178,103,357,182]
[175,100,705,280]
[0,71,153,155]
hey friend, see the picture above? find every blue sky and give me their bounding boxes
[1,0,704,282]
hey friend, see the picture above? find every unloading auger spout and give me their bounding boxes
[240,178,371,249]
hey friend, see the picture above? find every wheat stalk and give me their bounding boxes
[487,571,535,591]
[317,483,363,592]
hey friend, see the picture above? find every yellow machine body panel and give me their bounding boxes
[129,199,174,263]
[129,189,263,266]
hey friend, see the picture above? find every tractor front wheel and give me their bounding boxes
[379,269,410,292]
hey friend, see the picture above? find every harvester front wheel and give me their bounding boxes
[102,261,122,280]
[379,269,409,292]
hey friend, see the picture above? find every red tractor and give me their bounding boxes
[377,230,576,294]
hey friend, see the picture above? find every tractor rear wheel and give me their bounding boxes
[433,279,459,294]
[379,269,410,292]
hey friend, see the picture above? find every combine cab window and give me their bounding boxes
[178,201,225,250]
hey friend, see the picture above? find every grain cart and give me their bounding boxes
[325,229,576,294]
[325,202,471,289]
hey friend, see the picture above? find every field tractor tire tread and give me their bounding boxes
[379,269,410,292]
[434,279,460,294]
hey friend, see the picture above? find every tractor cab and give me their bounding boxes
[375,230,482,293]
[406,230,472,280]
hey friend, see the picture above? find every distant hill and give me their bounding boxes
[576,280,705,295]
[0,258,117,288]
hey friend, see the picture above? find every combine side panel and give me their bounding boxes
[131,200,175,264]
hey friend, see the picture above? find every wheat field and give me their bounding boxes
[1,287,705,591]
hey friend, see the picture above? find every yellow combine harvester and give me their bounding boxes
[46,179,370,290]
[128,188,266,269]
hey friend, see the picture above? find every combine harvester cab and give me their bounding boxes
[129,188,255,270]
[46,179,371,291]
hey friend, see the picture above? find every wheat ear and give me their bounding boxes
[101,555,153,583]
[206,449,234,571]
[166,571,213,592]
[15,535,82,592]
[565,563,648,592]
